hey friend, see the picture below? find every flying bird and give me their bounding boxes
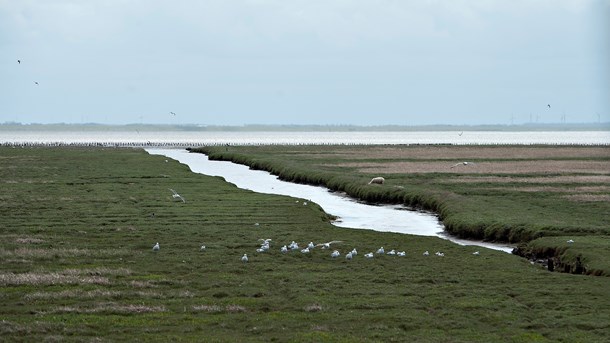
[451,161,473,169]
[316,241,343,249]
[169,188,186,203]
[17,60,21,64]
[170,112,176,116]
[547,104,551,109]
[34,81,39,85]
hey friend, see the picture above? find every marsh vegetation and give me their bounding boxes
[1,146,608,342]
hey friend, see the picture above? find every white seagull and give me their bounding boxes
[423,251,429,256]
[152,242,160,251]
[351,248,357,256]
[169,188,186,203]
[200,245,206,251]
[345,252,353,260]
[280,245,288,253]
[472,251,480,255]
[567,239,574,244]
[397,251,406,257]
[241,254,248,263]
[451,162,474,169]
[365,252,374,259]
[331,250,340,258]
[386,249,396,255]
[316,241,343,249]
[435,251,445,257]
[376,247,385,255]
[301,247,310,254]
[307,242,315,249]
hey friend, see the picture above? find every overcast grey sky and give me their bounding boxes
[1,0,608,126]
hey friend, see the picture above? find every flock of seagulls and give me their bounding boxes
[243,237,457,262]
[150,237,467,263]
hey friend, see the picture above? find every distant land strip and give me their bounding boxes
[1,122,609,132]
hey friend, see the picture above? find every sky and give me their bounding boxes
[1,0,608,126]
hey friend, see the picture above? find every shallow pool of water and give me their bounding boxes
[147,148,514,253]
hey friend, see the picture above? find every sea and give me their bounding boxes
[1,130,609,146]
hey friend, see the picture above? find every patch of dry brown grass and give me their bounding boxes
[0,247,130,259]
[24,289,122,301]
[0,272,110,286]
[443,175,610,184]
[191,304,247,313]
[332,160,610,175]
[0,268,130,286]
[0,320,63,336]
[15,238,45,244]
[304,303,323,312]
[310,146,610,160]
[484,186,610,193]
[47,303,166,314]
[562,194,610,202]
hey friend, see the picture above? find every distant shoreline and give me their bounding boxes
[1,122,609,132]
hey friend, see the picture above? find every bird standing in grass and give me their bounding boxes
[241,254,248,263]
[153,242,160,251]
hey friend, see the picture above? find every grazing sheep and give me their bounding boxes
[368,177,385,185]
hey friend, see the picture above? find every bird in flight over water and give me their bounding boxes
[170,112,176,116]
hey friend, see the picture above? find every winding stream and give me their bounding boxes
[147,148,514,253]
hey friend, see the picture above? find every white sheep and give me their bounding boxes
[368,177,385,185]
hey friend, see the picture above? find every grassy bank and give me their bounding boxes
[1,146,609,342]
[193,145,610,276]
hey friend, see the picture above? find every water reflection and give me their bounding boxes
[147,149,514,253]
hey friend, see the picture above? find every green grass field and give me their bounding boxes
[1,146,609,342]
[194,144,610,276]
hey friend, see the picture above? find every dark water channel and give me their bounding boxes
[147,149,514,253]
